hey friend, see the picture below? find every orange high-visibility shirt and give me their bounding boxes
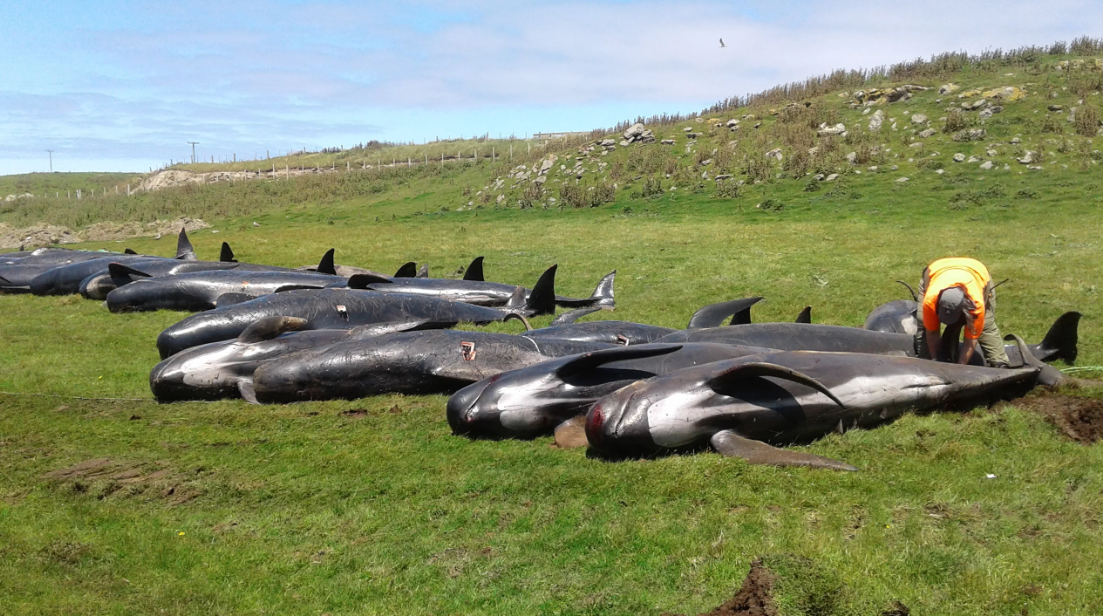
[921,257,991,340]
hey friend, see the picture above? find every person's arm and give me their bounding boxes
[925,328,941,361]
[958,339,977,365]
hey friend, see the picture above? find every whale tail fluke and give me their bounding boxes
[588,270,616,310]
[463,256,485,282]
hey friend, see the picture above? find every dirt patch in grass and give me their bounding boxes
[41,457,198,504]
[665,559,778,616]
[1012,394,1103,444]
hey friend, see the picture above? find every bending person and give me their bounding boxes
[914,257,1010,367]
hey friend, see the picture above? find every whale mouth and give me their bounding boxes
[446,378,493,435]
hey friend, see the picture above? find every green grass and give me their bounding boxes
[3,50,1103,615]
[3,195,1103,615]
[0,172,142,200]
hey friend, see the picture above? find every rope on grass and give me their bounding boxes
[1060,366,1103,374]
[0,391,147,402]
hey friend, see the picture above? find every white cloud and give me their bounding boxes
[4,0,1103,173]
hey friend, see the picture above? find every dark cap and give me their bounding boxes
[937,286,965,325]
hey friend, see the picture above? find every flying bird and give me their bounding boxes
[719,38,726,48]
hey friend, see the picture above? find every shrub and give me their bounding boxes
[641,177,664,198]
[1074,104,1101,137]
[1041,113,1064,134]
[588,182,616,207]
[715,179,741,198]
[943,110,969,133]
[559,183,586,208]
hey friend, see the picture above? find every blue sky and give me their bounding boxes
[2,0,1101,174]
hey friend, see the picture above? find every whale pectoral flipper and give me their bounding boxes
[238,316,310,343]
[1008,334,1066,387]
[346,273,393,288]
[553,415,589,449]
[710,430,858,471]
[215,292,260,307]
[705,362,846,409]
[237,379,260,404]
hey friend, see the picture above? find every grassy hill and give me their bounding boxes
[2,41,1103,615]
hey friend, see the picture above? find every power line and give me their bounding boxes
[187,141,199,164]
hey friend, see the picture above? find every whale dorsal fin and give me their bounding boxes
[176,227,196,261]
[316,249,336,275]
[220,242,237,263]
[554,344,683,379]
[463,256,485,281]
[393,262,417,278]
[706,361,845,409]
[237,316,310,343]
[710,430,857,471]
[795,306,812,324]
[686,297,763,329]
[525,265,558,316]
[124,248,138,255]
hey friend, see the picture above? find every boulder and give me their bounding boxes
[911,114,929,124]
[765,148,783,161]
[895,177,909,183]
[979,161,994,170]
[726,119,739,128]
[918,128,936,138]
[623,123,646,140]
[868,109,885,131]
[1017,151,1036,164]
[952,129,987,142]
[817,122,846,136]
[660,139,675,145]
[953,153,966,162]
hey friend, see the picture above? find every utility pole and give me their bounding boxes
[187,141,199,164]
[46,150,53,172]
